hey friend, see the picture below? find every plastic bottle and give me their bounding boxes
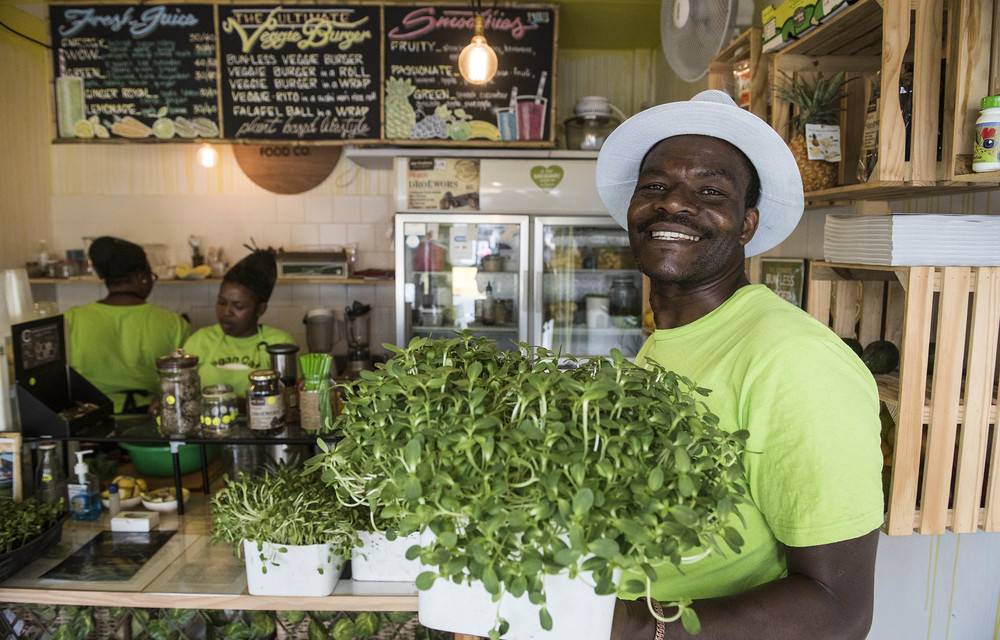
[973,95,1000,172]
[107,483,121,517]
[35,442,66,506]
[67,449,101,520]
[37,240,50,267]
[482,282,496,326]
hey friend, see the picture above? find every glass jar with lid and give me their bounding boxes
[201,384,239,436]
[156,350,201,436]
[608,276,640,328]
[247,369,285,434]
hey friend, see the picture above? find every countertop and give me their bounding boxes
[0,493,418,612]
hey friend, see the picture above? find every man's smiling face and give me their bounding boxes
[627,134,759,286]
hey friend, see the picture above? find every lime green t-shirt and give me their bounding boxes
[182,324,296,397]
[622,284,884,602]
[65,302,191,413]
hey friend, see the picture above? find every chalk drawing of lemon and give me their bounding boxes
[73,119,94,138]
[153,117,175,139]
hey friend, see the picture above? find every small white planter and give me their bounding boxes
[418,571,616,639]
[351,531,421,582]
[242,540,343,597]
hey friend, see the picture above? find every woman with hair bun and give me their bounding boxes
[183,248,295,398]
[65,236,191,412]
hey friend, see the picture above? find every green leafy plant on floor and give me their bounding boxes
[210,464,360,574]
[312,334,751,638]
[1,606,446,640]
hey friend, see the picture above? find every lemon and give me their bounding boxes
[94,123,110,138]
[73,119,94,138]
[173,117,198,138]
[152,117,175,139]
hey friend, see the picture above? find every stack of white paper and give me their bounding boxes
[823,214,1000,266]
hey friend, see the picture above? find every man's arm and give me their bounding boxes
[612,529,879,640]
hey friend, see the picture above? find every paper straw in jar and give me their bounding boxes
[534,71,547,103]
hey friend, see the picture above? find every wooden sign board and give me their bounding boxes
[232,144,342,194]
[217,5,383,142]
[50,5,221,142]
[383,5,557,146]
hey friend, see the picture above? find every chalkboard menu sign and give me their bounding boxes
[50,5,221,141]
[383,5,556,145]
[217,5,382,141]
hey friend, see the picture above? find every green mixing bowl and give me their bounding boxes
[120,442,221,477]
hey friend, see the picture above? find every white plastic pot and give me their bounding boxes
[242,540,343,597]
[418,571,616,639]
[351,531,421,582]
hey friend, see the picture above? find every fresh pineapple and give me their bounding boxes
[778,72,848,192]
[385,77,417,139]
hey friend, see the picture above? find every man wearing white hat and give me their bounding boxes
[600,91,883,639]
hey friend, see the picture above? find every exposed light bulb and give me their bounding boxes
[197,143,218,168]
[458,15,498,85]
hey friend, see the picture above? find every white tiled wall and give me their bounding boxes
[32,280,396,356]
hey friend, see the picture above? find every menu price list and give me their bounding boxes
[50,5,220,141]
[384,5,556,145]
[218,5,382,141]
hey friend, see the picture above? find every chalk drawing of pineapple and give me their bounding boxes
[386,77,417,139]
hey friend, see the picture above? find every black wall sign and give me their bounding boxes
[50,5,221,141]
[217,5,382,141]
[383,5,556,145]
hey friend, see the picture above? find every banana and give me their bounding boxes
[467,120,501,141]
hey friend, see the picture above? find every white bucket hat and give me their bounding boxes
[596,90,804,257]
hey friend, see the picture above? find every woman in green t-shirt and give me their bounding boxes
[65,237,191,413]
[183,249,295,398]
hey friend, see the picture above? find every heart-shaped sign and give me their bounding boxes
[531,165,564,190]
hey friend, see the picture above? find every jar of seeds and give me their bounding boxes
[247,369,285,435]
[201,384,239,435]
[156,350,201,436]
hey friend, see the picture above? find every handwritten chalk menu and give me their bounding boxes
[50,5,220,141]
[218,5,381,141]
[384,5,555,145]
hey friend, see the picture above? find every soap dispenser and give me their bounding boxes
[67,449,101,520]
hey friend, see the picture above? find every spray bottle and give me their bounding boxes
[67,449,101,520]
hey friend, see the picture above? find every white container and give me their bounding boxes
[242,540,343,596]
[973,96,1000,172]
[585,296,610,329]
[418,571,616,639]
[351,531,421,582]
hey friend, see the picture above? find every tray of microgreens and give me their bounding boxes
[0,498,66,582]
[312,334,750,637]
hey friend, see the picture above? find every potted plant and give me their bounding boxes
[314,334,750,638]
[211,465,357,597]
[778,71,849,192]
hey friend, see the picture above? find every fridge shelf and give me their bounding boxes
[413,271,520,277]
[551,327,645,335]
[412,325,518,334]
[543,270,639,276]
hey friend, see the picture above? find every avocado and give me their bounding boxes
[861,340,900,374]
[842,337,864,357]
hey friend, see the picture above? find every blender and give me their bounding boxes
[345,301,373,377]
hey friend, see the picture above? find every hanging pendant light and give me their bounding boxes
[458,13,498,85]
[197,143,218,168]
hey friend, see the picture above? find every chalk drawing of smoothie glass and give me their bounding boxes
[56,76,86,138]
[496,87,518,141]
[516,71,548,141]
[516,96,547,141]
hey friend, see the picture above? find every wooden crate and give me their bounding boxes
[764,0,1000,203]
[808,261,1000,535]
[708,27,767,121]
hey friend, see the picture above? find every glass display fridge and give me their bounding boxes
[395,213,645,358]
[533,217,645,358]
[395,214,529,351]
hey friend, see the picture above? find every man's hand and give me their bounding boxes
[611,529,879,640]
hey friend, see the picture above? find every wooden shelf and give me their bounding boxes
[30,277,393,286]
[804,181,1000,207]
[776,0,884,58]
[876,374,999,425]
